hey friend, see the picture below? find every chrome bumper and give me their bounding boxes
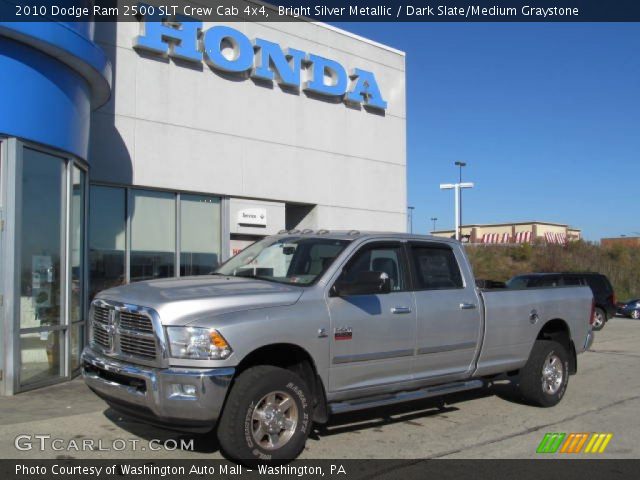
[81,347,234,432]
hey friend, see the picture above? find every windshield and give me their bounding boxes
[215,236,350,285]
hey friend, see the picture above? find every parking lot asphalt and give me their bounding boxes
[1,317,639,460]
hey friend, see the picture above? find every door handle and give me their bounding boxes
[459,303,477,310]
[391,306,412,314]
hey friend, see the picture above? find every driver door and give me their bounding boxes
[327,242,416,394]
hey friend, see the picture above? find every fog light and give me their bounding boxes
[183,384,197,396]
[169,383,197,398]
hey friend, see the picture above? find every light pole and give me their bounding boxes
[440,182,474,241]
[430,217,438,233]
[454,161,467,238]
[407,206,415,233]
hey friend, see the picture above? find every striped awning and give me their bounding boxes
[545,232,567,244]
[481,233,511,244]
[515,231,532,243]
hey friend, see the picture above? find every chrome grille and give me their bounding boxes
[119,312,153,333]
[119,333,156,359]
[93,306,110,324]
[92,325,111,349]
[90,302,159,363]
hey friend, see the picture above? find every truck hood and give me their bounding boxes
[96,276,304,326]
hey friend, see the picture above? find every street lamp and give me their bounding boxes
[454,161,467,238]
[430,217,438,233]
[440,182,474,241]
[454,161,467,182]
[407,206,415,233]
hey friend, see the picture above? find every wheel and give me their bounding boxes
[631,310,640,320]
[592,308,606,331]
[217,365,313,463]
[517,340,569,407]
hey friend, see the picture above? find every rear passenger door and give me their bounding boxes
[409,242,482,382]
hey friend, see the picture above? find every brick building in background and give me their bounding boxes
[432,221,581,245]
[601,237,640,248]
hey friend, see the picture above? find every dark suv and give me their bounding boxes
[506,272,616,331]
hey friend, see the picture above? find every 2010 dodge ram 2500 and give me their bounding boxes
[82,232,594,461]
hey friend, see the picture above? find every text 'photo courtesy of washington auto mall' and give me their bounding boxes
[0,0,639,478]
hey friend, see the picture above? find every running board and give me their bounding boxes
[329,379,484,415]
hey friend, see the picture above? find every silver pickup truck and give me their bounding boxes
[82,232,594,461]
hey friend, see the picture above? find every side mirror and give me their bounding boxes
[333,271,391,296]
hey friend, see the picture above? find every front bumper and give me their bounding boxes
[81,347,234,432]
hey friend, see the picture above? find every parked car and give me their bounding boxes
[507,272,616,331]
[82,232,594,462]
[617,299,640,319]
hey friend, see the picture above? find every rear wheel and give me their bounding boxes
[631,310,640,320]
[217,365,312,463]
[592,308,606,331]
[517,340,569,407]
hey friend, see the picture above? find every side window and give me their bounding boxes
[340,245,406,291]
[411,246,463,290]
[537,277,560,287]
[562,276,582,286]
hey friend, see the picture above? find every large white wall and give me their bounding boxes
[89,16,407,232]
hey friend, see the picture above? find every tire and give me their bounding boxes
[517,340,569,407]
[592,308,606,331]
[631,310,640,320]
[217,365,313,463]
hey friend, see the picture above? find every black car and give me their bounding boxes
[506,272,616,331]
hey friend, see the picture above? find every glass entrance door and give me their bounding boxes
[18,148,67,388]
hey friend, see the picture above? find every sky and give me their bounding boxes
[333,23,640,240]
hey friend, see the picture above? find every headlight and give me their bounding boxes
[165,327,232,360]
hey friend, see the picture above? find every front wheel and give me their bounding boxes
[217,365,313,463]
[631,310,640,320]
[517,340,569,407]
[592,308,606,331]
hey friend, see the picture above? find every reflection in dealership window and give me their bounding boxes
[89,186,126,299]
[130,189,175,282]
[180,194,221,276]
[19,148,65,386]
[20,149,64,329]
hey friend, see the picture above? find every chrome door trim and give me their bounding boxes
[333,348,414,365]
[417,341,477,355]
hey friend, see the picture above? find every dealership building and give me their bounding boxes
[0,13,407,394]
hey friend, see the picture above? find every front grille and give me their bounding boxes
[119,312,153,333]
[93,306,110,324]
[93,326,111,349]
[91,303,159,363]
[119,333,156,359]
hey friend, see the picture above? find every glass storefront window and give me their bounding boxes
[18,147,67,387]
[70,323,84,372]
[19,148,65,329]
[130,189,175,282]
[180,194,221,276]
[19,331,64,387]
[89,186,125,299]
